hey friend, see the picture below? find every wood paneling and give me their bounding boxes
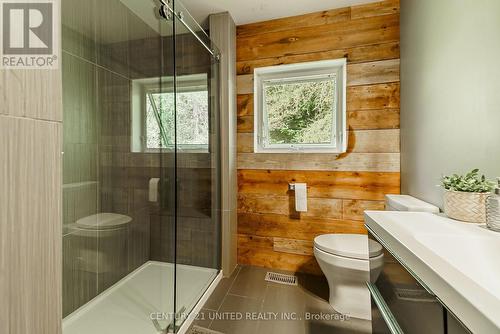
[347,59,400,86]
[238,170,400,201]
[238,194,343,219]
[342,199,386,221]
[237,115,253,133]
[273,237,314,256]
[237,14,399,61]
[347,109,400,130]
[236,42,400,75]
[237,59,400,94]
[237,152,400,172]
[238,129,400,153]
[351,0,399,19]
[238,246,322,275]
[236,0,400,274]
[238,213,367,240]
[237,7,351,38]
[237,94,253,116]
[347,83,400,110]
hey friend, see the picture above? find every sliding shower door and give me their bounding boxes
[61,0,177,332]
[62,0,220,332]
[172,1,221,329]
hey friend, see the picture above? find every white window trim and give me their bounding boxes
[254,58,347,154]
[131,74,210,153]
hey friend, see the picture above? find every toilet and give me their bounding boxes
[314,194,439,320]
[73,213,132,274]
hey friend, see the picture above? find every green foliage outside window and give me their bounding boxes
[146,90,208,149]
[264,78,336,145]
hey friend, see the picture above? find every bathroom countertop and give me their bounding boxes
[364,211,500,334]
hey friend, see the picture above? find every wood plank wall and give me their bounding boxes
[236,0,401,274]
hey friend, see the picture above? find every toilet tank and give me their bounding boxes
[385,194,439,213]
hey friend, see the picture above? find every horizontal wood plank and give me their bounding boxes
[237,152,400,172]
[237,115,253,133]
[237,133,253,153]
[237,14,399,61]
[273,237,314,256]
[351,0,400,19]
[347,129,400,153]
[347,108,400,130]
[236,74,253,95]
[238,170,400,201]
[237,83,401,115]
[237,59,400,94]
[237,103,400,130]
[236,42,400,75]
[237,7,351,38]
[237,246,321,274]
[347,59,400,86]
[238,193,343,219]
[237,129,400,153]
[347,83,400,110]
[237,94,253,116]
[342,199,385,221]
[238,234,273,250]
[238,213,367,239]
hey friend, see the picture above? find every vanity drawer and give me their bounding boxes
[367,229,445,334]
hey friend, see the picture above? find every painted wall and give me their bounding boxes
[400,0,500,207]
[236,0,401,274]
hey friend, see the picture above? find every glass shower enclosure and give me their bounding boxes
[60,0,221,332]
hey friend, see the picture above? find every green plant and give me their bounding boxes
[441,169,494,193]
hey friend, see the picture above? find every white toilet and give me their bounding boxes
[314,194,439,320]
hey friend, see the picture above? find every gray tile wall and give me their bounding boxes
[61,0,220,318]
[61,0,162,316]
[0,70,63,334]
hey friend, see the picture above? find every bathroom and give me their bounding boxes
[1,0,499,333]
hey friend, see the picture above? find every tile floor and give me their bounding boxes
[189,265,371,334]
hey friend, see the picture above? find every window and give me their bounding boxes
[254,59,347,153]
[131,74,209,152]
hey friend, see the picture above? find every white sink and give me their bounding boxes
[364,211,500,334]
[415,233,500,300]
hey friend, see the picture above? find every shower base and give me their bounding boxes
[63,261,219,334]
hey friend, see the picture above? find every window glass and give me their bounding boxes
[145,90,208,150]
[263,76,336,145]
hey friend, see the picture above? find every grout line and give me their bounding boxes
[225,292,262,300]
[256,282,270,331]
[62,50,130,80]
[0,114,62,125]
[208,265,242,329]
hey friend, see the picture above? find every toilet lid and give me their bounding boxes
[314,234,383,260]
[75,213,132,231]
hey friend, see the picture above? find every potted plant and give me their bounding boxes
[441,169,494,223]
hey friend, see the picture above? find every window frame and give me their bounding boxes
[131,74,210,153]
[253,58,347,154]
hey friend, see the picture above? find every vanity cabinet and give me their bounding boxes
[367,228,471,334]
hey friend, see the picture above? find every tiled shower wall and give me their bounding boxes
[61,0,220,317]
[61,0,163,316]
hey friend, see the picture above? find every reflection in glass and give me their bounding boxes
[61,0,221,332]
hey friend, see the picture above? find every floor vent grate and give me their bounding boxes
[265,272,298,286]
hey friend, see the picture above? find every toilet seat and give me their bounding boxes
[75,213,132,231]
[314,234,382,260]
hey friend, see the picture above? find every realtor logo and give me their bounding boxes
[0,0,59,68]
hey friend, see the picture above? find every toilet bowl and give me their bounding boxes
[72,213,132,273]
[314,234,383,320]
